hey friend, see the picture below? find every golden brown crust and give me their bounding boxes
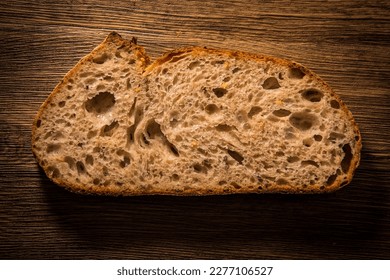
[32,33,362,196]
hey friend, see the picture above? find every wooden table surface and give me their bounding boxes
[1,0,389,259]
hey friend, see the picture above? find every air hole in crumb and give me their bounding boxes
[326,174,337,186]
[301,160,319,168]
[285,132,296,140]
[287,156,300,163]
[64,156,75,170]
[188,61,201,70]
[44,131,55,140]
[236,110,247,123]
[117,149,131,167]
[93,178,100,185]
[85,155,94,166]
[227,149,244,164]
[126,78,132,90]
[288,67,306,79]
[172,75,179,85]
[328,132,345,142]
[273,109,291,117]
[85,91,115,114]
[120,156,130,168]
[248,106,262,118]
[76,161,86,175]
[145,119,180,156]
[145,119,164,140]
[169,111,179,126]
[303,138,314,147]
[193,163,206,173]
[232,182,241,189]
[232,67,240,73]
[289,112,318,131]
[115,50,123,58]
[169,144,180,156]
[262,77,280,90]
[36,119,41,128]
[80,72,93,78]
[211,60,225,65]
[85,77,96,85]
[47,166,60,179]
[223,76,231,82]
[218,180,227,185]
[92,52,109,64]
[275,151,284,157]
[314,134,323,141]
[172,174,180,181]
[341,143,353,173]
[96,84,105,91]
[213,87,228,98]
[142,134,150,145]
[87,130,98,139]
[46,143,61,153]
[302,89,323,102]
[276,178,289,185]
[58,101,66,107]
[216,124,234,132]
[100,121,119,137]
[205,104,219,114]
[330,100,340,109]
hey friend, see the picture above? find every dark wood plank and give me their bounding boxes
[0,0,389,259]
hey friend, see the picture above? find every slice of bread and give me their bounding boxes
[32,32,362,195]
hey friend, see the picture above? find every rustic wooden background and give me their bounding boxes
[0,0,389,259]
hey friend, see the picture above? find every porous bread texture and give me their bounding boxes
[32,32,150,194]
[32,32,362,195]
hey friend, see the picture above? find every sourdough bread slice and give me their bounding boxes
[32,32,361,195]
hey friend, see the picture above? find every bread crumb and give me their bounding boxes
[191,141,199,148]
[275,99,284,105]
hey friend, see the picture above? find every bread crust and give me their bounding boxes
[32,33,362,195]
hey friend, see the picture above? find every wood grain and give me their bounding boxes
[0,0,389,259]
